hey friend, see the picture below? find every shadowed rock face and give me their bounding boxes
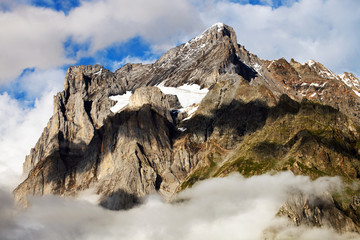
[14,23,360,234]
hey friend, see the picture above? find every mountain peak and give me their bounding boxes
[340,72,360,94]
[13,24,360,235]
[305,59,338,80]
[209,22,225,31]
[184,22,236,48]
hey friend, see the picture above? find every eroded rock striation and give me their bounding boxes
[14,23,360,233]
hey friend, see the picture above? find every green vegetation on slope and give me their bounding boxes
[181,96,360,190]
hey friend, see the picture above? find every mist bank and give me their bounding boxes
[1,172,358,240]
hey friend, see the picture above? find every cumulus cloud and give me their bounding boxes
[4,68,65,101]
[199,0,360,76]
[0,0,203,83]
[0,6,71,83]
[1,0,359,84]
[0,172,358,240]
[0,68,64,189]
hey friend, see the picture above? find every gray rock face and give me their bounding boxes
[129,87,174,123]
[13,23,360,234]
[279,192,359,233]
[23,65,125,175]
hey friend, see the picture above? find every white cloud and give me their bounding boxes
[0,6,71,83]
[199,0,360,76]
[0,172,358,240]
[15,68,65,99]
[1,0,359,84]
[0,0,203,83]
[0,68,64,190]
[67,0,202,51]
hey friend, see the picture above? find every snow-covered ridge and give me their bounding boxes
[306,60,338,80]
[340,73,360,90]
[352,90,360,97]
[307,60,316,67]
[304,60,360,98]
[211,22,225,32]
[339,73,360,97]
[185,22,225,47]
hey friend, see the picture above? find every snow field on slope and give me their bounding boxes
[157,84,208,109]
[157,83,209,121]
[109,84,209,118]
[109,91,133,113]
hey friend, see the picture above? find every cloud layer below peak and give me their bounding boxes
[1,172,358,240]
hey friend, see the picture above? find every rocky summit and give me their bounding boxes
[14,23,360,234]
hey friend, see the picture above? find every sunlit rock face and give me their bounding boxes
[14,23,360,234]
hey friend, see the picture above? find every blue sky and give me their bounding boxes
[30,0,81,14]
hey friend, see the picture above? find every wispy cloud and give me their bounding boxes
[0,0,202,83]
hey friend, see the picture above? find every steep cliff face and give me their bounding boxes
[14,23,360,233]
[23,65,125,175]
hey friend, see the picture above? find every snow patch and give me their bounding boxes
[253,62,262,72]
[183,105,199,121]
[94,69,102,75]
[212,22,225,32]
[157,84,208,109]
[184,23,225,47]
[267,60,275,70]
[310,92,317,98]
[109,91,133,113]
[307,60,316,67]
[340,73,360,90]
[353,90,360,97]
[310,83,320,87]
[157,83,208,121]
[307,60,337,80]
[319,70,337,80]
[178,127,187,132]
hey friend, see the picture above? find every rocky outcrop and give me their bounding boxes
[279,192,359,233]
[16,88,183,209]
[264,58,360,125]
[128,87,176,123]
[23,65,125,175]
[14,23,360,234]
